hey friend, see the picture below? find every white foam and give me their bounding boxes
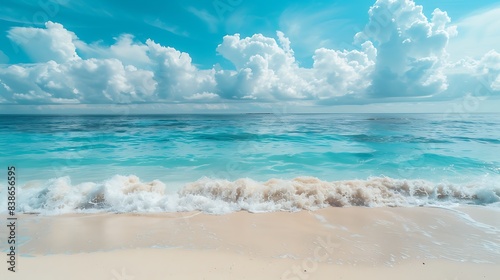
[2,175,499,215]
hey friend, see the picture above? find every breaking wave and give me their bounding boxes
[4,175,500,215]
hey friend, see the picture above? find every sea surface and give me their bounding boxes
[0,113,499,214]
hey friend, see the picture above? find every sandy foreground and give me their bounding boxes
[1,206,499,279]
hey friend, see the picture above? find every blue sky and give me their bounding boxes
[0,0,500,113]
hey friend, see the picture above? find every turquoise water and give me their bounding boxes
[1,113,499,213]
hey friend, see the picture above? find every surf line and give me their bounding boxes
[6,166,17,273]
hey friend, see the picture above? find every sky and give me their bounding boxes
[0,0,499,114]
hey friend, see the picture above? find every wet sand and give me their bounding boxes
[1,206,499,279]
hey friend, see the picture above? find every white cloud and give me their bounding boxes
[146,39,216,100]
[109,35,151,66]
[0,22,215,104]
[7,21,79,63]
[214,31,375,102]
[312,41,376,100]
[215,32,310,100]
[0,59,157,104]
[0,1,499,108]
[354,0,455,99]
[75,34,151,67]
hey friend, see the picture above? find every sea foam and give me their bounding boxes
[4,175,500,215]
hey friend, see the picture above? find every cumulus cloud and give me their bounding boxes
[312,41,376,100]
[215,32,309,100]
[0,0,499,107]
[147,39,216,100]
[0,22,215,104]
[215,31,376,102]
[7,22,80,63]
[75,34,151,67]
[353,0,456,98]
[0,59,157,104]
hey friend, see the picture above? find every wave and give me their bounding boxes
[3,175,500,215]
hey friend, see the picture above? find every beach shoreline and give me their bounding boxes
[1,206,499,279]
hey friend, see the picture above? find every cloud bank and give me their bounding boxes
[0,0,499,106]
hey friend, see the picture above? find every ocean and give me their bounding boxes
[1,113,499,214]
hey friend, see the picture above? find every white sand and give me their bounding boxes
[1,206,499,279]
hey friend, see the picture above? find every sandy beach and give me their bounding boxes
[1,206,499,279]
